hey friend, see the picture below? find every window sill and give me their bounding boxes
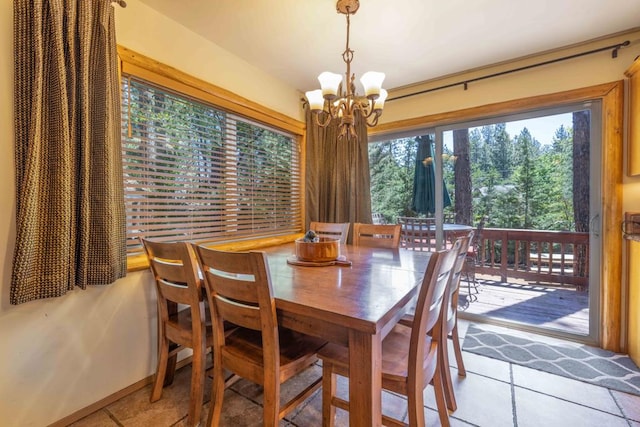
[127,233,305,273]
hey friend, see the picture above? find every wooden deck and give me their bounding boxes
[457,273,590,336]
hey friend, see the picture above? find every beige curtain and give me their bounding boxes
[305,109,373,242]
[12,0,127,304]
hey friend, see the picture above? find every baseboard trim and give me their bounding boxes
[49,357,193,427]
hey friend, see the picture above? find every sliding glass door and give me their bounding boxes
[368,102,602,343]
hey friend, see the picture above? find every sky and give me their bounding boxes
[505,113,572,146]
[442,112,573,149]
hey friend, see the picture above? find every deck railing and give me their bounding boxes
[475,228,590,289]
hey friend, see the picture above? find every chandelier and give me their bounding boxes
[305,0,387,140]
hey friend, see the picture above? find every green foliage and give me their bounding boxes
[369,120,579,231]
[369,138,417,223]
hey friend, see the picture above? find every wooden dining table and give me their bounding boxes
[260,242,433,427]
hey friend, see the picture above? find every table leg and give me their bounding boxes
[348,330,382,427]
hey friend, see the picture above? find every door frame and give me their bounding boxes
[370,81,624,351]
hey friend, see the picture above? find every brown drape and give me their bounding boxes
[305,109,373,243]
[12,0,127,304]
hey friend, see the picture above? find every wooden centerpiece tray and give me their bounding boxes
[288,237,351,266]
[286,255,352,267]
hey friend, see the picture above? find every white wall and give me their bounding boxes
[0,2,303,426]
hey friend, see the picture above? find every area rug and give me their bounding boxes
[462,324,640,396]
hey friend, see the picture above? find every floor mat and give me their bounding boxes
[462,324,640,396]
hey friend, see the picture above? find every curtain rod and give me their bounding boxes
[111,0,127,8]
[388,40,631,102]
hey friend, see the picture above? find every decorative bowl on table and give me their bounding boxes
[295,237,340,262]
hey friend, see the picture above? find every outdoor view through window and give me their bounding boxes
[369,108,596,340]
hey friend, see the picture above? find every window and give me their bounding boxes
[121,77,302,253]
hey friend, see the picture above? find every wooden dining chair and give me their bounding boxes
[309,221,350,244]
[318,241,460,427]
[353,222,401,248]
[194,246,327,427]
[440,232,473,411]
[141,239,212,427]
[399,233,472,412]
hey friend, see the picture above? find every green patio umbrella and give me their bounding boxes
[411,135,451,215]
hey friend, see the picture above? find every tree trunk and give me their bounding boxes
[453,129,472,225]
[573,111,590,282]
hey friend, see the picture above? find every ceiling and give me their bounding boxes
[137,0,640,93]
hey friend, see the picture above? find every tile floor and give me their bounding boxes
[70,321,640,426]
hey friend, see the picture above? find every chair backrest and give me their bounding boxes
[445,232,473,334]
[409,240,459,380]
[397,216,436,251]
[309,221,350,244]
[141,239,205,330]
[194,247,278,358]
[353,223,401,248]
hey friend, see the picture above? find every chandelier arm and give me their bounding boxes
[314,110,334,128]
[336,97,351,111]
[364,111,381,128]
[353,99,376,119]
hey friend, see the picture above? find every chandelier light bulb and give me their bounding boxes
[318,72,343,99]
[305,90,325,111]
[360,71,385,98]
[373,89,388,111]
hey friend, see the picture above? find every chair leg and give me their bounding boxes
[207,358,225,427]
[164,344,179,386]
[432,363,451,427]
[322,363,336,427]
[451,322,466,377]
[262,373,280,427]
[440,335,457,412]
[186,342,206,426]
[150,332,170,402]
[406,375,426,427]
[466,268,478,302]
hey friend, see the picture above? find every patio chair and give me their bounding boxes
[353,223,401,248]
[463,217,486,297]
[372,212,387,224]
[397,216,436,251]
[194,246,327,427]
[140,239,211,427]
[318,241,460,427]
[309,221,350,244]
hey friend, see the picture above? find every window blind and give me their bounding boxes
[121,77,301,253]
